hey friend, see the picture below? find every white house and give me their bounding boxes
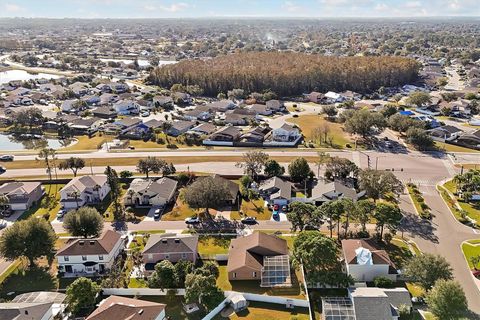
[113,99,140,115]
[272,123,301,142]
[342,239,398,282]
[57,230,125,276]
[0,181,44,211]
[324,91,343,103]
[60,175,110,210]
[124,177,178,207]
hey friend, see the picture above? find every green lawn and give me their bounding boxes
[198,236,231,255]
[462,240,480,269]
[441,181,480,225]
[287,115,353,149]
[231,198,271,220]
[385,239,415,269]
[406,184,431,219]
[434,141,480,153]
[128,278,148,288]
[129,236,147,252]
[0,265,57,299]
[216,265,306,299]
[162,190,198,221]
[213,301,310,320]
[139,295,206,319]
[19,184,64,221]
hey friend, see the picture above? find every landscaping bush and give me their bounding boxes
[355,230,370,238]
[420,203,429,211]
[374,276,395,288]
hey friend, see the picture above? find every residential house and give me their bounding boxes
[258,177,293,206]
[225,111,256,126]
[240,126,271,143]
[265,99,285,112]
[209,126,242,142]
[124,177,178,207]
[308,179,364,205]
[210,174,240,205]
[0,181,43,211]
[248,104,273,116]
[189,123,216,136]
[92,106,117,119]
[324,91,343,103]
[427,125,463,142]
[143,119,164,130]
[167,120,195,137]
[99,93,120,105]
[271,124,301,142]
[121,122,151,140]
[227,232,290,285]
[81,94,101,106]
[113,117,143,131]
[70,117,102,135]
[69,82,90,96]
[142,233,199,271]
[57,230,125,276]
[60,175,111,210]
[153,96,174,109]
[308,92,324,103]
[456,130,480,149]
[207,99,236,112]
[86,296,166,320]
[61,99,83,113]
[0,291,66,320]
[341,239,398,282]
[114,99,140,115]
[171,92,192,105]
[183,106,213,121]
[322,287,412,320]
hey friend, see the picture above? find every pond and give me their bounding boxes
[0,134,76,151]
[0,69,60,84]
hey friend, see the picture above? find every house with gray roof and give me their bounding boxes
[0,181,43,212]
[258,177,293,206]
[142,233,199,270]
[308,179,364,205]
[124,177,178,207]
[60,175,110,210]
[0,291,66,320]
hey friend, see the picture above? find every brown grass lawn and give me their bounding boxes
[61,134,114,152]
[161,190,198,221]
[287,114,353,148]
[230,198,270,220]
[213,301,310,320]
[434,141,480,153]
[19,184,64,221]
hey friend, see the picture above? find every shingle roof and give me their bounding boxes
[0,182,40,196]
[128,178,178,202]
[61,175,108,194]
[341,239,395,267]
[86,296,166,320]
[142,233,198,255]
[227,232,288,273]
[57,230,122,256]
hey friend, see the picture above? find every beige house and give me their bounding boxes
[227,232,288,282]
[60,175,110,210]
[124,177,178,207]
[142,233,199,272]
[0,181,44,211]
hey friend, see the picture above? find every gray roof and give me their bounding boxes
[61,175,108,194]
[259,177,292,200]
[0,302,52,320]
[12,291,66,304]
[310,179,358,202]
[128,177,178,202]
[0,182,41,196]
[143,233,198,254]
[349,287,411,320]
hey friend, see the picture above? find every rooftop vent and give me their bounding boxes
[79,241,84,246]
[174,238,180,243]
[138,309,144,315]
[161,239,168,244]
[90,241,95,245]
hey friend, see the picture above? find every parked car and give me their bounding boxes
[141,111,150,117]
[185,216,200,224]
[281,205,288,212]
[153,208,162,220]
[0,220,7,230]
[241,217,257,225]
[273,204,279,211]
[0,166,6,174]
[0,155,14,161]
[56,209,66,219]
[304,224,319,231]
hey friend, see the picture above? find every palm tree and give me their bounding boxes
[161,122,173,144]
[37,148,56,182]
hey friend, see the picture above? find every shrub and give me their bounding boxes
[420,203,429,211]
[383,233,393,245]
[374,276,395,288]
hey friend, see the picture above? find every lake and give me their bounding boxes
[0,69,60,84]
[0,134,76,151]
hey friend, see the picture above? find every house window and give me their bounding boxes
[98,255,104,261]
[165,254,170,260]
[182,253,187,259]
[233,272,236,278]
[64,256,69,262]
[82,256,87,261]
[253,272,257,277]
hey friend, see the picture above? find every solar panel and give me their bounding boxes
[260,255,292,287]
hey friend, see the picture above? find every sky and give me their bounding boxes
[0,0,479,19]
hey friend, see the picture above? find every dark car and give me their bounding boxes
[0,155,14,161]
[241,217,257,225]
[304,224,319,231]
[185,217,200,224]
[0,166,6,174]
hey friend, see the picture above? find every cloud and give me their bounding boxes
[405,1,422,8]
[158,2,189,12]
[3,3,24,12]
[282,1,302,12]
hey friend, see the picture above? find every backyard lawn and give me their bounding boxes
[213,301,310,320]
[461,240,480,269]
[287,114,353,149]
[434,141,480,153]
[19,184,64,221]
[140,295,206,320]
[216,265,306,299]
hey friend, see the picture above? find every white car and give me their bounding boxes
[0,155,13,161]
[0,220,7,229]
[185,217,200,224]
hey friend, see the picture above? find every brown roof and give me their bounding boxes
[227,232,288,273]
[211,174,240,201]
[57,230,122,256]
[341,239,395,267]
[142,233,198,255]
[86,296,165,320]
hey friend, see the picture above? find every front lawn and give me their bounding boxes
[461,240,480,269]
[213,301,310,320]
[61,134,113,152]
[231,198,271,220]
[287,114,353,149]
[198,236,231,255]
[161,190,197,221]
[440,181,480,225]
[19,184,64,221]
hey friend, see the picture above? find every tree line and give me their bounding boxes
[148,52,420,97]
